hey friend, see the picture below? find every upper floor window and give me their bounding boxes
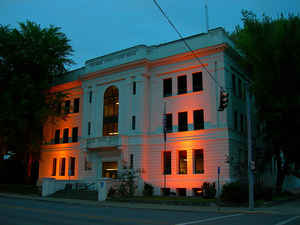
[177,75,187,95]
[133,81,136,95]
[60,158,65,176]
[178,112,188,132]
[132,116,136,130]
[234,110,238,130]
[163,78,172,97]
[193,110,204,130]
[178,150,187,174]
[103,86,119,136]
[88,121,91,136]
[54,129,60,144]
[72,127,78,142]
[52,158,57,176]
[73,98,80,113]
[165,113,173,132]
[63,128,69,143]
[69,157,75,176]
[130,154,134,169]
[192,72,203,92]
[64,100,70,114]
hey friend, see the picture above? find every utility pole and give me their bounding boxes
[246,84,254,210]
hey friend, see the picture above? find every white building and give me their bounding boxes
[39,27,253,196]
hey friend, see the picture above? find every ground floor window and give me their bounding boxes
[178,150,187,174]
[163,151,171,175]
[194,149,204,174]
[193,188,202,196]
[102,161,118,179]
[176,188,186,196]
[60,158,65,176]
[52,158,57,176]
[69,157,75,176]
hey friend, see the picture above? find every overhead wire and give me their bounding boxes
[152,0,225,91]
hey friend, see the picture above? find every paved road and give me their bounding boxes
[0,197,299,225]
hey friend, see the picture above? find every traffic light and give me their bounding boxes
[218,90,229,111]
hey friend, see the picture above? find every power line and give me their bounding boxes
[152,0,223,90]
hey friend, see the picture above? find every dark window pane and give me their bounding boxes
[179,151,187,174]
[69,157,75,176]
[88,122,91,136]
[103,86,119,136]
[72,127,78,142]
[60,158,65,176]
[63,128,69,143]
[163,151,171,175]
[194,110,204,130]
[194,149,204,174]
[64,100,70,114]
[240,114,244,132]
[178,112,188,132]
[54,129,60,144]
[52,158,57,176]
[165,113,172,132]
[73,98,80,113]
[89,91,92,103]
[234,111,238,130]
[133,81,136,95]
[177,75,187,94]
[132,116,136,130]
[130,154,134,169]
[163,78,172,97]
[192,72,203,92]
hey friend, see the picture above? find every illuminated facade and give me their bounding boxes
[39,28,254,196]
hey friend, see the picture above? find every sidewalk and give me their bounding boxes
[0,192,299,216]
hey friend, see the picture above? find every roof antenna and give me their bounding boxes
[205,3,209,33]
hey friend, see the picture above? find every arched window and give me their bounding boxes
[103,86,119,136]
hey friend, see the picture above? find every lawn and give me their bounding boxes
[0,184,41,196]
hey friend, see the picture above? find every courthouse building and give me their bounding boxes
[39,27,252,196]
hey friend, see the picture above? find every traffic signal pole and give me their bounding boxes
[246,84,254,210]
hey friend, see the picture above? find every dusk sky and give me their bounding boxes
[1,0,300,71]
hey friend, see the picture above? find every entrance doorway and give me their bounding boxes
[102,162,118,178]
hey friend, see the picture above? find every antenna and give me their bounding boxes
[205,4,209,33]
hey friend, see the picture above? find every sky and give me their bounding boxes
[1,0,300,71]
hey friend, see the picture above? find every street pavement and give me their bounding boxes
[0,193,299,225]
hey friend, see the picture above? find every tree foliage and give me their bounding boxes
[0,21,73,169]
[231,11,300,191]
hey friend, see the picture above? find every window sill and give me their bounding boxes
[163,90,204,99]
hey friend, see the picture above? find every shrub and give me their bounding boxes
[220,181,248,203]
[143,183,154,196]
[201,182,217,199]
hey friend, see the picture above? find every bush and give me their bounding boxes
[143,183,154,196]
[201,182,217,199]
[220,181,248,203]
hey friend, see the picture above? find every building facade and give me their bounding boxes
[39,28,253,196]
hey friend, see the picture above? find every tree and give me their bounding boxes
[0,21,73,183]
[231,11,300,192]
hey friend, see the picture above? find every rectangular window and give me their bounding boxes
[192,72,203,92]
[163,78,172,97]
[63,128,69,143]
[132,116,136,130]
[52,158,57,176]
[178,150,187,174]
[69,157,75,176]
[178,112,188,132]
[165,113,173,132]
[240,114,244,133]
[238,79,242,98]
[232,74,236,96]
[163,151,171,175]
[234,111,238,130]
[54,129,60,144]
[72,127,78,143]
[88,122,91,136]
[60,158,65,176]
[177,75,187,94]
[73,98,80,113]
[193,110,204,130]
[194,149,204,174]
[89,91,92,103]
[64,100,70,114]
[130,154,134,169]
[133,81,136,95]
[84,156,92,171]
